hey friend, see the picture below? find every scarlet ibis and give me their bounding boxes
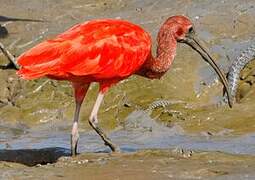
[17,15,232,155]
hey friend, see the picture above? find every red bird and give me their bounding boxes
[17,16,231,155]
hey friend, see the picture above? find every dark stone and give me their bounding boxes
[0,25,8,38]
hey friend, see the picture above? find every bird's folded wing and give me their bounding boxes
[17,19,151,80]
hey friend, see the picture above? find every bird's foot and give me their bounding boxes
[71,133,79,156]
[89,121,120,153]
[104,138,121,153]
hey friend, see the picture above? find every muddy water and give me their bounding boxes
[1,0,255,179]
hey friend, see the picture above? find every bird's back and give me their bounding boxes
[17,19,151,81]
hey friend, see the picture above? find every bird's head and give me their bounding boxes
[162,15,232,107]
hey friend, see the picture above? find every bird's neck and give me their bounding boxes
[137,30,177,79]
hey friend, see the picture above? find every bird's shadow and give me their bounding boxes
[0,147,70,166]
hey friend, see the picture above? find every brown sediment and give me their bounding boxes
[1,150,255,179]
[1,0,255,179]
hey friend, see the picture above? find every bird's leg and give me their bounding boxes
[89,92,120,152]
[71,101,81,156]
[0,41,19,69]
[71,83,89,156]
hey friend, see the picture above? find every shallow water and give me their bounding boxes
[1,110,255,155]
[1,0,255,179]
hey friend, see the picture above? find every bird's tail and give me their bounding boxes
[17,67,49,79]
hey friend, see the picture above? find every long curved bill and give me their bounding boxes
[180,33,233,108]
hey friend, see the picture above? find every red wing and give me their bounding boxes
[64,34,151,79]
[17,38,73,79]
[17,19,151,80]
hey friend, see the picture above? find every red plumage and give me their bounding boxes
[17,19,152,88]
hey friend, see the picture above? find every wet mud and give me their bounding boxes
[1,0,255,179]
[1,150,255,180]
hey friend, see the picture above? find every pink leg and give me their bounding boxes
[71,83,90,156]
[89,91,120,152]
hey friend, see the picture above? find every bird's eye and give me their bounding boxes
[188,27,194,33]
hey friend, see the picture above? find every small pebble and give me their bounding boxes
[136,7,142,12]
